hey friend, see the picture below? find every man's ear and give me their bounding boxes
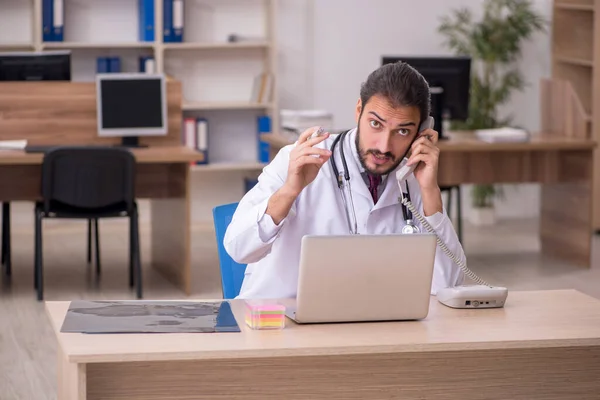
[355,98,362,123]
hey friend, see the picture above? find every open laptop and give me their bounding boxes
[285,233,437,324]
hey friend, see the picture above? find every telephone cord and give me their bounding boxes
[397,184,490,287]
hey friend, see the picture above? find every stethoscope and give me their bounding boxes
[329,130,420,235]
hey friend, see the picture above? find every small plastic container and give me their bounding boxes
[244,300,286,330]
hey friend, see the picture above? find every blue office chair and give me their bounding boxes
[212,202,247,299]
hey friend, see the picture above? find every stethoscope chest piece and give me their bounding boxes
[401,219,420,234]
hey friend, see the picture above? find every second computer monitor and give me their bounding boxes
[0,50,71,81]
[381,56,471,139]
[96,73,167,147]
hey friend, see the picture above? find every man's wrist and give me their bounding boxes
[266,183,300,226]
[279,182,301,200]
[420,185,443,217]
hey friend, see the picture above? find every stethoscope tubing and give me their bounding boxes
[329,130,414,234]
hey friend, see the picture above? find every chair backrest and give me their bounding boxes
[212,202,247,299]
[41,146,136,212]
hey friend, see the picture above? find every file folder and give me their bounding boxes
[42,0,53,41]
[257,116,271,163]
[164,0,184,42]
[138,0,155,42]
[163,0,173,42]
[96,57,109,73]
[196,118,208,164]
[53,0,64,41]
[139,56,156,73]
[108,57,121,73]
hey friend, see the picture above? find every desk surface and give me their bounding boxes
[260,132,596,152]
[45,289,600,364]
[0,146,203,165]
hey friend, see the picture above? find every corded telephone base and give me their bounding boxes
[436,285,508,309]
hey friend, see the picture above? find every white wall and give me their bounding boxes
[0,0,553,222]
[306,0,552,221]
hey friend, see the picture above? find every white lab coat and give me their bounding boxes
[223,128,466,299]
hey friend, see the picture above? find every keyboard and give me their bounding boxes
[24,145,58,153]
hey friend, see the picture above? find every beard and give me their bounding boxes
[354,124,403,176]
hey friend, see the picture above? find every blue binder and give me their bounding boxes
[96,57,109,73]
[42,0,53,41]
[138,0,155,42]
[163,0,173,42]
[163,0,183,43]
[108,57,121,73]
[172,0,184,42]
[139,56,155,73]
[257,116,271,163]
[52,0,64,41]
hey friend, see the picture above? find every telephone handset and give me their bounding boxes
[394,116,509,309]
[395,116,435,182]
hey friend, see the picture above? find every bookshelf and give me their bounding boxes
[0,0,278,175]
[551,0,600,231]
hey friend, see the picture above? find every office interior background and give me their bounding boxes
[1,0,599,398]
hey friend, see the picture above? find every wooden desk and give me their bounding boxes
[261,132,597,266]
[0,80,202,295]
[0,146,202,295]
[46,289,600,399]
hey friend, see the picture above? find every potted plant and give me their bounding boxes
[470,185,505,225]
[437,0,546,225]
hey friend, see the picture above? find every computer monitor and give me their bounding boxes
[96,73,167,147]
[381,56,471,139]
[0,50,71,81]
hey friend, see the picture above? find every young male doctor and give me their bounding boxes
[224,61,466,299]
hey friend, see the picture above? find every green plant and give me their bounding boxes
[438,0,546,208]
[471,184,505,208]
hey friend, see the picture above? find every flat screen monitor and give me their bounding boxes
[0,50,71,81]
[96,73,167,147]
[381,56,471,139]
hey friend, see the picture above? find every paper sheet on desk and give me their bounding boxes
[475,127,530,143]
[0,140,27,150]
[60,300,241,333]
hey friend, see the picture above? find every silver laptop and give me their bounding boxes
[285,233,437,324]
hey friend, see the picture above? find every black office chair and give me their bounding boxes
[34,147,141,301]
[440,185,463,244]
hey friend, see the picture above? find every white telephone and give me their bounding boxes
[395,117,508,309]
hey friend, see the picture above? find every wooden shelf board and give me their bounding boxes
[0,43,34,50]
[191,162,266,172]
[555,55,594,67]
[555,3,594,11]
[42,42,155,49]
[163,41,270,50]
[182,101,273,111]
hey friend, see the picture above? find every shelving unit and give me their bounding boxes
[42,42,156,49]
[555,3,595,11]
[551,0,600,230]
[182,100,272,111]
[162,41,270,50]
[0,0,278,174]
